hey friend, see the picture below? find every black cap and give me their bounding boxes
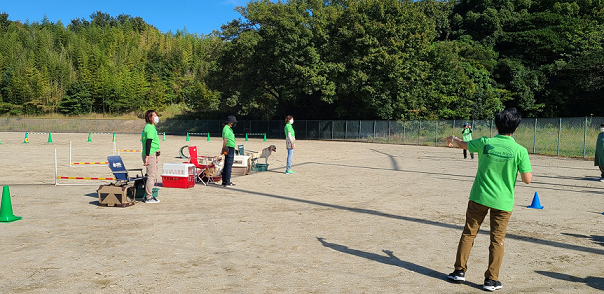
[226,115,237,123]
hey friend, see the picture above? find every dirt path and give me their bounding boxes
[0,132,602,293]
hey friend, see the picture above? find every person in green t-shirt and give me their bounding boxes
[284,115,296,174]
[461,122,474,159]
[221,115,237,187]
[444,108,532,291]
[594,123,604,182]
[141,109,161,204]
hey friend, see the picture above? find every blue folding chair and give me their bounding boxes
[107,155,145,183]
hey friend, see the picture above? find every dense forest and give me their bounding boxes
[1,0,603,120]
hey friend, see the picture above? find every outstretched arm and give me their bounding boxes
[443,135,468,150]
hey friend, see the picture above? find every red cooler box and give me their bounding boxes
[161,163,196,188]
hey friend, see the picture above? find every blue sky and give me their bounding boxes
[1,0,250,35]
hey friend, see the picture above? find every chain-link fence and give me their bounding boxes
[0,117,601,158]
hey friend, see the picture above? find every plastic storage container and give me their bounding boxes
[161,163,196,188]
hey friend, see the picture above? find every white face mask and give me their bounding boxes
[600,128,604,133]
[153,116,159,124]
[289,119,294,124]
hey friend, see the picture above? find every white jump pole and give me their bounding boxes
[69,141,72,167]
[55,149,58,186]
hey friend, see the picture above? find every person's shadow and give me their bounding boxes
[316,237,482,289]
[536,271,604,291]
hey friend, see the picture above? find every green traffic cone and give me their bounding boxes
[48,132,53,143]
[207,133,210,142]
[87,132,92,142]
[23,133,29,144]
[186,132,190,142]
[245,133,249,141]
[112,132,116,142]
[263,133,267,141]
[0,186,22,222]
[163,133,166,141]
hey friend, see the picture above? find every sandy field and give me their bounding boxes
[0,131,603,294]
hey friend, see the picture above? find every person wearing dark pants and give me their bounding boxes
[221,115,237,187]
[462,122,474,159]
[594,123,604,182]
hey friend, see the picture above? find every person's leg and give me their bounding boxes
[222,147,234,185]
[485,208,512,281]
[286,148,293,172]
[463,149,467,159]
[145,153,157,200]
[470,152,474,159]
[599,166,604,178]
[454,200,489,272]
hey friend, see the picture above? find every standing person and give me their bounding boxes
[221,115,237,187]
[444,108,532,291]
[462,122,474,159]
[594,123,604,182]
[284,115,296,174]
[141,109,161,203]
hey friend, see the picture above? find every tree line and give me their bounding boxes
[1,0,603,120]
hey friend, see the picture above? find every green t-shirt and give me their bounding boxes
[462,128,473,142]
[284,123,295,138]
[467,135,532,211]
[222,125,236,147]
[141,124,160,156]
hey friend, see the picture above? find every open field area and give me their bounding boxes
[0,132,603,293]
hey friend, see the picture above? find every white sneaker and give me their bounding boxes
[600,178,604,182]
[145,197,160,203]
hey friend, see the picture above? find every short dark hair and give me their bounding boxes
[144,110,156,124]
[495,108,522,135]
[600,122,604,127]
[285,115,293,123]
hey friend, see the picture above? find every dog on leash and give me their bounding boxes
[257,145,277,164]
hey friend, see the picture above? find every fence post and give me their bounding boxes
[490,120,493,137]
[452,119,455,137]
[373,120,376,139]
[418,120,421,146]
[557,118,561,156]
[403,122,406,144]
[584,117,587,158]
[533,118,537,154]
[388,120,390,142]
[345,121,348,140]
[331,121,334,139]
[358,120,361,139]
[305,121,308,139]
[435,121,438,146]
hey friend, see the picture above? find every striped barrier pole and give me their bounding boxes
[116,149,142,155]
[55,149,114,186]
[69,141,108,166]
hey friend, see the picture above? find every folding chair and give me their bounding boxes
[185,146,222,185]
[97,156,146,207]
[107,155,145,184]
[236,144,245,155]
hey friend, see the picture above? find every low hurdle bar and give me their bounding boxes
[55,149,114,186]
[116,149,142,155]
[245,133,267,141]
[69,141,108,167]
[187,132,210,142]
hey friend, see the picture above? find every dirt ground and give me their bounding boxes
[0,131,603,293]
